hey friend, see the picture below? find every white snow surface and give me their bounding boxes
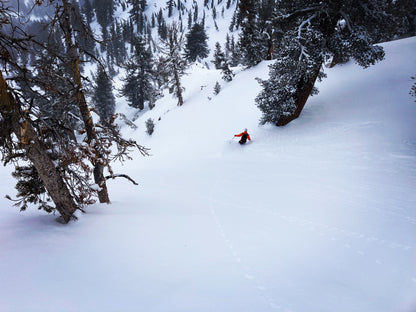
[1,37,416,312]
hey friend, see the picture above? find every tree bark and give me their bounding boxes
[0,71,78,223]
[277,64,321,126]
[174,69,183,106]
[61,0,109,203]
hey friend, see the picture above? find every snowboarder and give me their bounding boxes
[234,129,251,144]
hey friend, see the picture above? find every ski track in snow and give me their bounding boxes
[208,169,294,311]
[222,195,413,251]
[204,147,416,311]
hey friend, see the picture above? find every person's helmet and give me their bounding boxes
[244,128,247,132]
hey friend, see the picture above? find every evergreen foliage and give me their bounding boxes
[213,81,221,95]
[184,23,209,62]
[93,66,116,122]
[145,118,155,135]
[211,42,234,81]
[411,76,416,101]
[159,23,187,106]
[83,0,94,24]
[237,0,267,67]
[121,36,156,110]
[11,165,54,213]
[221,60,234,82]
[93,0,114,39]
[256,0,387,126]
[166,0,175,18]
[128,0,147,24]
[212,42,225,69]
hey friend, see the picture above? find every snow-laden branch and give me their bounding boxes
[281,5,321,19]
[299,45,310,62]
[297,13,316,39]
[296,13,317,62]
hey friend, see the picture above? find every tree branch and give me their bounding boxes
[105,174,138,185]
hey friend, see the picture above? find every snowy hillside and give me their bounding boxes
[1,35,416,312]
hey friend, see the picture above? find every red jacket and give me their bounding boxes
[235,131,251,141]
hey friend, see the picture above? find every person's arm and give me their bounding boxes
[235,133,243,137]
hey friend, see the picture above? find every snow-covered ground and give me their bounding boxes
[1,37,416,312]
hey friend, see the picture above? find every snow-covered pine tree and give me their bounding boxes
[107,22,127,66]
[258,0,276,60]
[159,23,187,106]
[221,59,234,82]
[33,29,82,131]
[194,3,199,22]
[256,0,386,126]
[184,22,209,62]
[237,0,266,67]
[93,66,116,123]
[121,36,156,110]
[166,0,175,18]
[93,0,114,42]
[212,42,225,69]
[127,0,147,25]
[384,0,416,40]
[213,81,221,94]
[83,0,94,24]
[145,118,155,135]
[158,20,168,40]
[411,76,416,101]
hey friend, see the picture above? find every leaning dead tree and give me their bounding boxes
[0,71,79,223]
[0,4,78,222]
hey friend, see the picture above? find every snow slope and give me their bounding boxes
[0,37,416,312]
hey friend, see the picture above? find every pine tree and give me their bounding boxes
[212,42,225,69]
[193,3,199,22]
[93,0,114,40]
[258,0,276,60]
[187,11,192,29]
[159,23,187,106]
[184,22,209,62]
[145,118,155,135]
[158,19,168,40]
[230,34,240,66]
[166,0,175,17]
[237,0,265,67]
[83,0,94,24]
[213,81,221,95]
[33,29,82,131]
[1,0,149,223]
[121,36,156,110]
[384,0,416,40]
[107,22,127,66]
[93,67,115,123]
[221,60,234,82]
[411,76,416,101]
[128,0,147,25]
[256,0,387,126]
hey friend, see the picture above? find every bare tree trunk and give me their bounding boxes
[0,71,78,223]
[174,69,183,106]
[277,64,321,126]
[61,0,109,203]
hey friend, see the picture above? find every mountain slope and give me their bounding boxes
[0,37,415,312]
